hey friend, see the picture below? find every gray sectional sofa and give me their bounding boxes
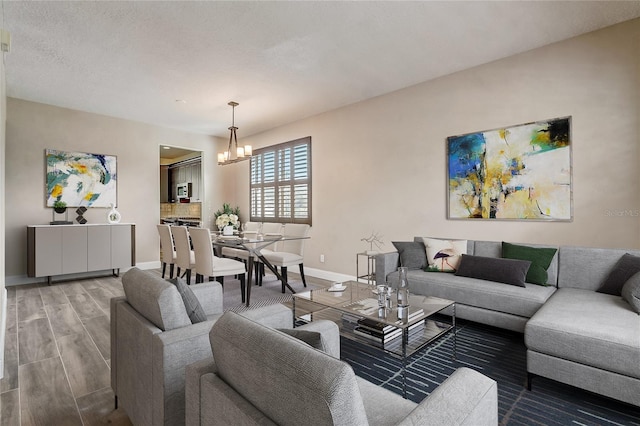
[376,238,640,407]
[377,238,559,333]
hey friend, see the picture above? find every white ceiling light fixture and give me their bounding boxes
[217,101,252,165]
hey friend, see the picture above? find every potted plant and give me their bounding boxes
[53,200,67,214]
[214,203,240,235]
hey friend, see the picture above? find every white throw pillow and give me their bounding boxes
[422,237,468,272]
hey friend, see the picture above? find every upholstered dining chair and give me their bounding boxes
[261,223,310,292]
[172,226,196,284]
[221,222,261,284]
[189,227,248,303]
[254,222,284,286]
[157,224,177,279]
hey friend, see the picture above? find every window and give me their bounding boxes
[250,136,311,225]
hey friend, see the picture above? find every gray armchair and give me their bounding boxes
[110,268,298,426]
[186,308,498,426]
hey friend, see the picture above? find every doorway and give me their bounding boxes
[160,145,204,226]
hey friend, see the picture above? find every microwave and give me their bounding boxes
[176,182,192,199]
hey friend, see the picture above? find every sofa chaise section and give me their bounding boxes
[525,246,640,407]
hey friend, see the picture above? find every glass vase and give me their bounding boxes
[397,267,410,320]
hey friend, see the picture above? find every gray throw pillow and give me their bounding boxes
[455,254,531,287]
[277,328,327,352]
[392,241,427,270]
[621,271,640,314]
[167,278,207,324]
[597,253,640,296]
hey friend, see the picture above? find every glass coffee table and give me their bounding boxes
[292,281,456,398]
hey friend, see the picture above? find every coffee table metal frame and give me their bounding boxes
[292,281,456,398]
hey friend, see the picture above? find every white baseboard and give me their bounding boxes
[135,261,162,270]
[301,267,354,284]
[5,261,162,286]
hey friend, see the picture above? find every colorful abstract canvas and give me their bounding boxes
[46,149,117,208]
[447,117,571,220]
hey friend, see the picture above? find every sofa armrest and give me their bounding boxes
[296,320,340,358]
[397,367,498,426]
[152,319,220,426]
[239,303,293,328]
[185,358,216,426]
[190,282,224,316]
[187,366,276,426]
[376,252,400,284]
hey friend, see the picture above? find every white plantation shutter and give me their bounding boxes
[250,137,311,225]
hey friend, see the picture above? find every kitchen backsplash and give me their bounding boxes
[160,202,201,218]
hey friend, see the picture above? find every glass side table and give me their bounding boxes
[356,252,376,285]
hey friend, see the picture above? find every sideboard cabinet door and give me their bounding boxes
[88,226,112,271]
[62,226,89,274]
[111,224,134,269]
[29,227,63,277]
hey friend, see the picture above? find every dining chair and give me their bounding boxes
[261,223,310,292]
[221,222,261,284]
[190,227,248,303]
[172,225,196,284]
[255,222,285,286]
[157,224,177,279]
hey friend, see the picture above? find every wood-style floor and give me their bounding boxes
[0,269,326,425]
[1,275,132,426]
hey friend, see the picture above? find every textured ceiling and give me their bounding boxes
[4,1,640,138]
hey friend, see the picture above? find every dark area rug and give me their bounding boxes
[341,320,640,426]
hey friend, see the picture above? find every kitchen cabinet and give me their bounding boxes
[169,159,202,201]
[160,165,169,203]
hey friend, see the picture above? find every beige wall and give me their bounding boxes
[231,19,640,277]
[5,99,224,281]
[4,19,639,282]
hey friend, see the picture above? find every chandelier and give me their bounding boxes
[217,101,252,165]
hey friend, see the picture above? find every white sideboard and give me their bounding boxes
[27,223,135,284]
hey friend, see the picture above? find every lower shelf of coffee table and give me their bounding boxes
[296,307,454,358]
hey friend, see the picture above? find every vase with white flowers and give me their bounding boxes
[214,203,240,236]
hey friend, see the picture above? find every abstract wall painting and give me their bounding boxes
[46,149,117,208]
[447,117,571,221]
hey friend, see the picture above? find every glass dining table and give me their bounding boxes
[210,233,309,306]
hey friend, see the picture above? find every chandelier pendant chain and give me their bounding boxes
[218,101,251,165]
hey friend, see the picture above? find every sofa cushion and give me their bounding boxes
[122,267,192,331]
[455,254,531,287]
[557,246,640,291]
[422,238,467,272]
[403,269,556,318]
[475,240,559,286]
[621,272,640,314]
[392,241,427,270]
[525,288,640,379]
[597,253,640,296]
[277,328,326,352]
[502,242,557,286]
[210,311,369,425]
[167,278,207,324]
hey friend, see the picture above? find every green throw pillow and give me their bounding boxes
[501,242,557,286]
